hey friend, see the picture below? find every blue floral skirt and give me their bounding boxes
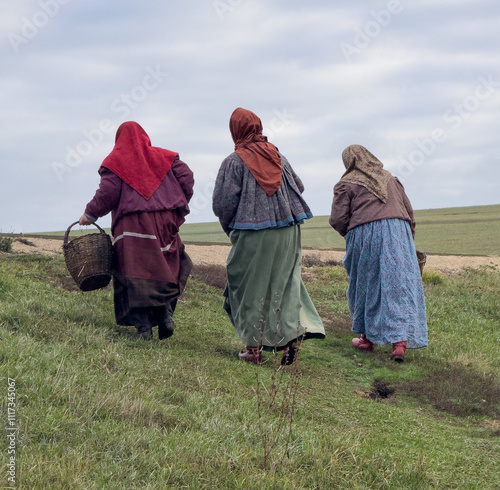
[343,219,427,349]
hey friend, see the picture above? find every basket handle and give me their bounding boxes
[64,221,107,246]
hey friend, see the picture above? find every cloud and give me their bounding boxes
[1,0,499,232]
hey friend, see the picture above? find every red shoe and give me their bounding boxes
[352,334,374,352]
[391,341,407,363]
[238,346,262,365]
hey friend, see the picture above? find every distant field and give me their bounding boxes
[180,204,500,256]
[24,204,500,256]
[411,205,500,256]
[180,221,231,245]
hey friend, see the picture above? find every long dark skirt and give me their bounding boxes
[112,210,192,327]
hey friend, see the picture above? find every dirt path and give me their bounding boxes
[9,237,500,274]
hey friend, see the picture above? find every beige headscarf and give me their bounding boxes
[340,144,393,203]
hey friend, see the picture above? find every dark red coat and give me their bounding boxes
[85,156,194,234]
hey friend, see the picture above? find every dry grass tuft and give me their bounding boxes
[15,237,36,247]
[190,264,227,289]
[302,253,342,268]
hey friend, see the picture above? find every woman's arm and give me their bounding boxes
[212,155,243,235]
[171,157,195,202]
[395,178,416,238]
[82,169,122,223]
[281,155,305,193]
[329,181,351,237]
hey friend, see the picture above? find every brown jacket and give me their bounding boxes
[329,177,415,237]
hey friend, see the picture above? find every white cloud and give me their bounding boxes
[1,0,499,232]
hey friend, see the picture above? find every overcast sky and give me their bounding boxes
[1,0,499,233]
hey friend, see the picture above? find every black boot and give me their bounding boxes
[281,337,302,365]
[136,325,153,339]
[158,305,175,340]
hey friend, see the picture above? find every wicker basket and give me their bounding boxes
[63,221,113,291]
[416,250,426,276]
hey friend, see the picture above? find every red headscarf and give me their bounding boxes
[229,108,282,196]
[99,121,178,200]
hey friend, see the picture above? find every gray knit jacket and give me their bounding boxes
[212,152,313,236]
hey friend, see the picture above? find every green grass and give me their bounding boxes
[299,204,500,255]
[23,204,500,256]
[1,253,499,488]
[412,204,500,256]
[181,221,231,245]
[179,203,500,255]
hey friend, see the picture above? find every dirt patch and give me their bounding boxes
[8,238,500,273]
[183,245,500,274]
[356,380,396,400]
[397,365,500,418]
[11,237,63,255]
[372,380,396,399]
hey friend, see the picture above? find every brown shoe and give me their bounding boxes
[391,341,407,362]
[238,346,262,365]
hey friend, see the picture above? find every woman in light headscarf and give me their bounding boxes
[213,108,325,365]
[330,145,427,362]
[79,121,194,339]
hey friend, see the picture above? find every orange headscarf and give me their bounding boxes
[99,121,178,200]
[340,145,392,203]
[229,108,282,196]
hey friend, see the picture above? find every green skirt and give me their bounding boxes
[223,225,325,350]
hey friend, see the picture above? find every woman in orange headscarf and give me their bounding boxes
[79,121,194,339]
[213,108,325,365]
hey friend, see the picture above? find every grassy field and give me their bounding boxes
[24,204,499,256]
[180,204,500,255]
[299,204,500,255]
[1,252,499,488]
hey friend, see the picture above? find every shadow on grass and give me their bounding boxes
[396,364,500,419]
[320,311,352,336]
[59,275,82,292]
[363,360,500,420]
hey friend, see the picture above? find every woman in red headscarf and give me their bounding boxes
[212,108,325,365]
[79,121,194,339]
